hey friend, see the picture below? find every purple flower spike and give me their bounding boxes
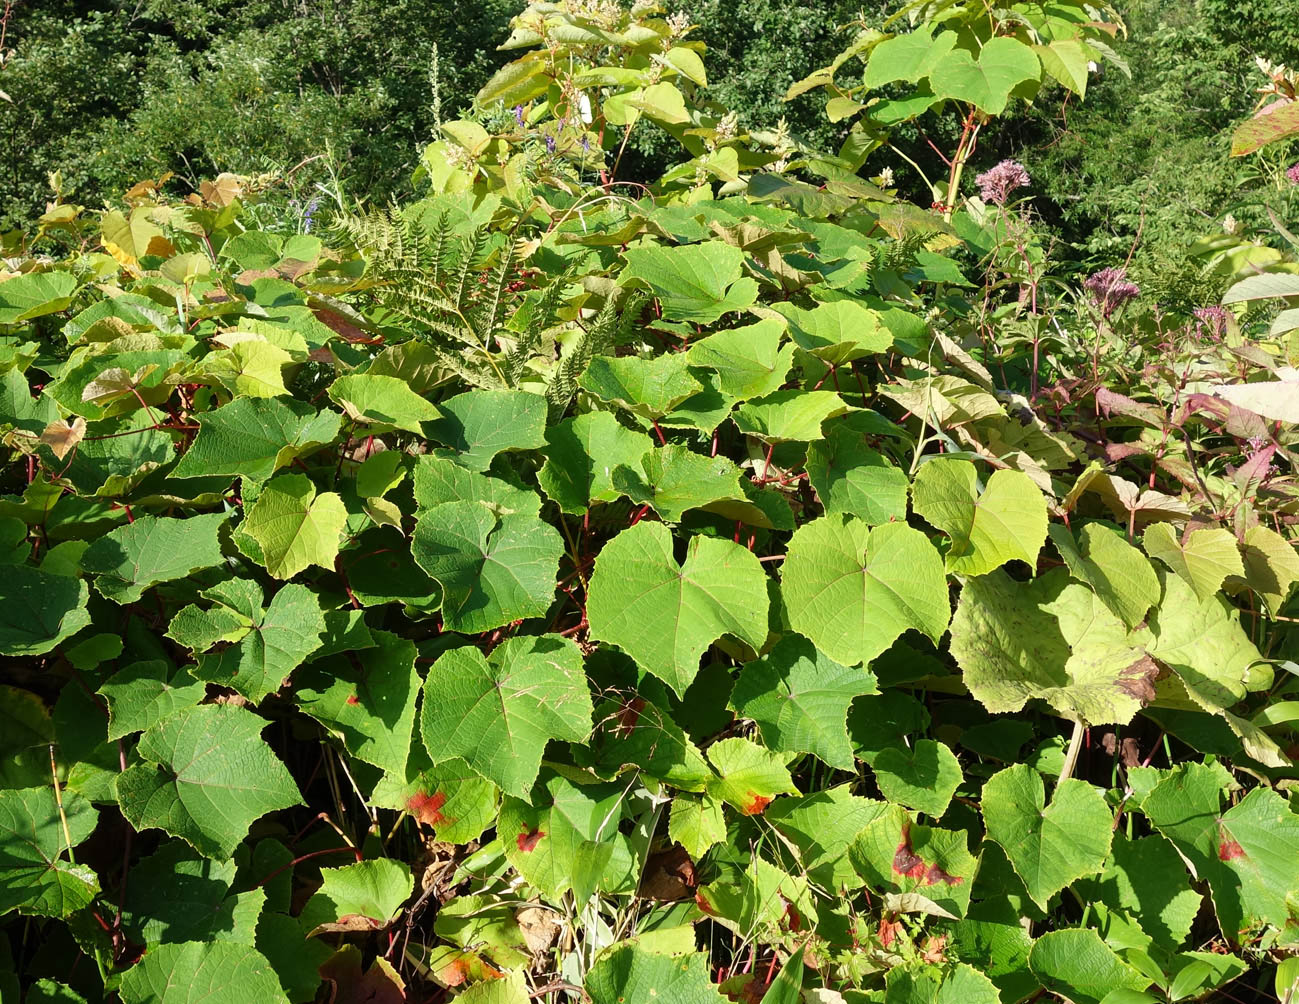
[975,159,1030,205]
[1084,266,1141,318]
[545,134,556,154]
[514,104,526,127]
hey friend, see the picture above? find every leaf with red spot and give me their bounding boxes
[408,790,449,828]
[850,805,976,918]
[694,856,818,942]
[1144,761,1299,941]
[892,833,927,879]
[426,947,503,989]
[516,827,545,852]
[498,774,635,902]
[293,629,419,776]
[705,737,798,815]
[742,793,772,816]
[371,754,499,844]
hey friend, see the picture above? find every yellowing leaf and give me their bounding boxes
[39,416,86,460]
[239,474,348,580]
[101,208,175,267]
[1143,523,1244,602]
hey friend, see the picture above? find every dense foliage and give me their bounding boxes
[2,1,1299,1003]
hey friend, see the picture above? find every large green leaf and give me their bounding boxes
[864,26,956,89]
[81,512,228,603]
[118,841,259,947]
[1074,834,1201,951]
[412,454,540,517]
[1143,523,1243,602]
[684,318,795,399]
[578,353,702,420]
[538,411,653,513]
[0,787,99,918]
[1237,524,1299,615]
[173,397,341,481]
[949,569,1156,724]
[327,373,440,435]
[868,738,963,818]
[766,785,887,890]
[1028,929,1149,1004]
[419,635,593,798]
[587,521,770,696]
[118,942,288,1004]
[294,629,420,776]
[238,474,348,580]
[780,515,949,668]
[1049,522,1160,629]
[981,764,1112,910]
[729,634,875,769]
[299,859,412,935]
[1,564,90,656]
[1142,761,1299,941]
[411,500,563,633]
[117,704,302,859]
[98,661,206,740]
[929,37,1040,115]
[806,427,909,525]
[586,944,727,1004]
[0,272,78,324]
[732,389,851,443]
[1146,571,1262,713]
[176,580,326,703]
[621,241,759,323]
[1220,271,1299,304]
[425,389,547,471]
[669,793,727,859]
[912,458,1047,575]
[768,299,892,364]
[611,444,746,522]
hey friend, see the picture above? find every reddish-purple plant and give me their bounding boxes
[1193,305,1229,341]
[1288,162,1299,185]
[975,159,1030,205]
[1084,266,1140,318]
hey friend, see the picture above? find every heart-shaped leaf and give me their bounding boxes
[981,763,1112,910]
[419,634,593,798]
[780,515,949,668]
[587,521,770,696]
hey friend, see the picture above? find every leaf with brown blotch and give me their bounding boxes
[1115,654,1161,705]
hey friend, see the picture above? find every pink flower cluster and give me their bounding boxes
[975,159,1030,205]
[1193,305,1229,341]
[1084,267,1140,318]
[1288,162,1299,185]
